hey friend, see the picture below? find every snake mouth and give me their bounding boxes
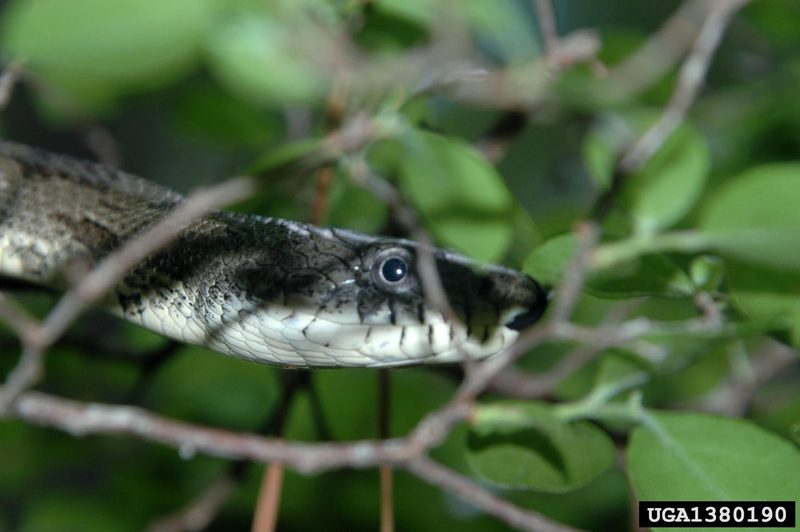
[502,284,550,331]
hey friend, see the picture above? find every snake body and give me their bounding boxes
[0,141,546,368]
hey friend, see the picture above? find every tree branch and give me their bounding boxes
[404,456,581,532]
[592,0,749,220]
[617,0,750,174]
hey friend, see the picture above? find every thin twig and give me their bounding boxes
[149,373,307,532]
[0,59,23,110]
[378,370,394,532]
[601,0,710,104]
[147,474,239,532]
[473,29,600,162]
[11,390,579,531]
[252,464,284,532]
[251,371,305,532]
[7,313,713,467]
[549,223,599,324]
[593,0,749,220]
[491,299,645,398]
[698,341,798,417]
[0,293,38,343]
[84,126,123,168]
[617,0,750,174]
[533,0,559,63]
[404,456,582,532]
[10,390,460,473]
[6,280,714,529]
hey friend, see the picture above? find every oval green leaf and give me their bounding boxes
[397,129,514,262]
[700,163,800,270]
[324,169,389,234]
[628,411,800,517]
[524,234,694,297]
[631,125,710,233]
[583,113,710,232]
[467,401,616,493]
[588,254,694,298]
[2,0,213,108]
[207,17,325,106]
[522,233,577,286]
[725,260,800,347]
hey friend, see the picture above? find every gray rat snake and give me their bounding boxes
[0,141,546,368]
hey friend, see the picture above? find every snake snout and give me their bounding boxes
[504,300,547,330]
[501,276,550,331]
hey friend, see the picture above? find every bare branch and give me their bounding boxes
[378,370,394,532]
[7,389,465,472]
[84,126,123,168]
[549,223,599,323]
[698,341,798,417]
[491,299,645,398]
[0,59,23,110]
[533,0,559,63]
[0,293,38,343]
[617,0,750,174]
[252,464,284,532]
[10,389,580,531]
[404,456,582,532]
[593,0,749,221]
[147,474,239,532]
[602,0,710,103]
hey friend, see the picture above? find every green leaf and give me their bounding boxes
[248,137,329,177]
[467,401,616,493]
[396,130,515,262]
[324,169,389,234]
[461,0,540,63]
[700,163,800,270]
[628,411,800,516]
[725,260,800,346]
[525,234,694,297]
[375,0,435,26]
[146,349,278,430]
[2,0,213,110]
[21,495,125,532]
[583,113,709,232]
[207,17,325,106]
[594,353,650,392]
[630,125,710,233]
[588,254,694,298]
[582,115,627,189]
[523,233,576,286]
[170,82,278,146]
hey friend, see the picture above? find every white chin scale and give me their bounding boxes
[123,291,520,368]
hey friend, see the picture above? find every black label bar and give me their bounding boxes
[639,501,796,528]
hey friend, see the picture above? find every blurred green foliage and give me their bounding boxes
[0,0,799,530]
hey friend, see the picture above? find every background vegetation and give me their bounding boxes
[0,0,798,530]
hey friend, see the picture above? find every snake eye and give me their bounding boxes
[371,247,414,290]
[379,257,407,284]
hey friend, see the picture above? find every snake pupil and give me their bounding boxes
[381,257,407,283]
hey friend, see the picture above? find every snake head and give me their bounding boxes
[230,224,547,367]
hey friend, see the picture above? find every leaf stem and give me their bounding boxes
[554,374,647,424]
[592,230,711,269]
